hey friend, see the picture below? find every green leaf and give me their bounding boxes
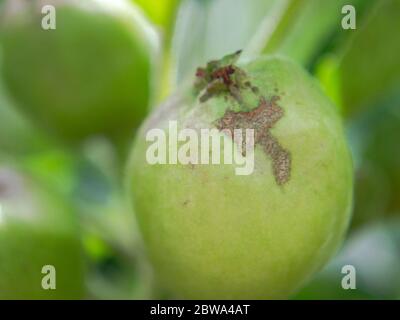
[132,0,180,39]
[171,0,279,85]
[339,0,400,117]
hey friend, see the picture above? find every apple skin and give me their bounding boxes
[0,0,158,145]
[0,77,52,155]
[127,56,353,299]
[0,165,84,299]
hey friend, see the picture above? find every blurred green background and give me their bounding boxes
[0,0,399,299]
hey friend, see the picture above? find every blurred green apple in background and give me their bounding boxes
[0,0,158,147]
[0,76,52,155]
[0,162,84,299]
[127,55,353,299]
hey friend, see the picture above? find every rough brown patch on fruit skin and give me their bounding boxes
[182,199,190,207]
[214,97,291,185]
[194,51,291,185]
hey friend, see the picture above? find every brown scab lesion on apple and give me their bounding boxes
[214,97,291,185]
[195,51,291,185]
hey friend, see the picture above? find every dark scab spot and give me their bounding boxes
[214,96,291,185]
[251,86,259,94]
[193,51,291,185]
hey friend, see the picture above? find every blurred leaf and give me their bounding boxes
[131,0,181,104]
[347,91,400,227]
[245,0,306,61]
[171,0,279,85]
[350,162,391,229]
[258,0,369,67]
[295,219,400,299]
[83,233,114,260]
[132,0,180,39]
[361,94,400,214]
[315,54,343,110]
[21,149,77,196]
[339,0,400,117]
[171,0,374,89]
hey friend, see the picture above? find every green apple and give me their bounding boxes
[0,163,84,299]
[0,74,52,155]
[0,0,158,145]
[127,54,353,299]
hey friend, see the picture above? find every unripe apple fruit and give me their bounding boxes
[127,53,353,299]
[0,77,52,155]
[0,163,84,299]
[0,0,158,145]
